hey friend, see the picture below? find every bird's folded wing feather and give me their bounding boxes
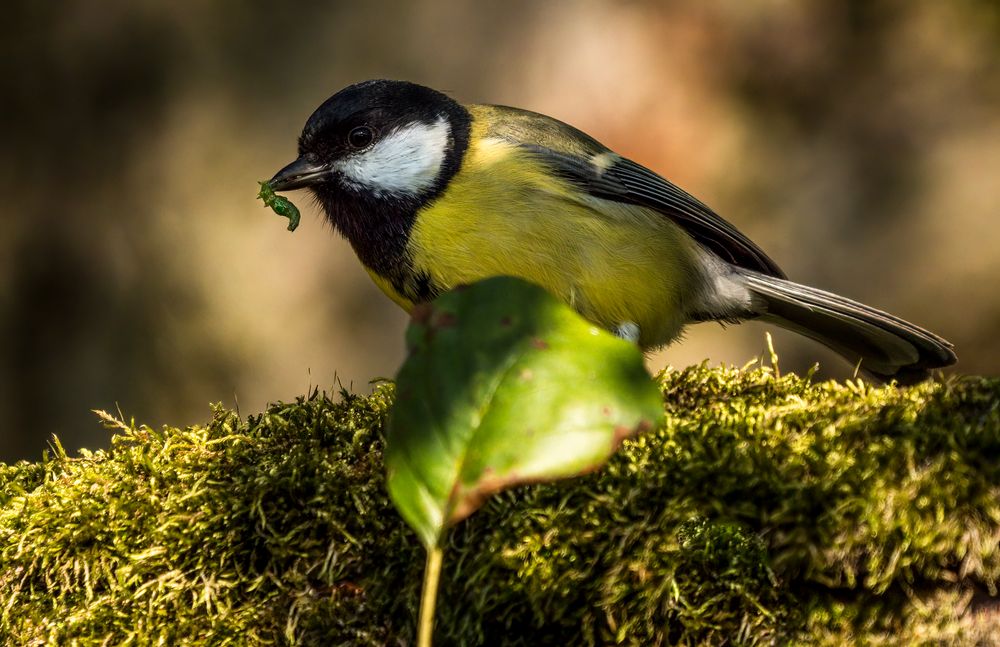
[517,143,787,279]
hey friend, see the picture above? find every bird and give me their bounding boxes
[267,79,956,383]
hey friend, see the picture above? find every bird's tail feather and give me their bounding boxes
[737,270,956,384]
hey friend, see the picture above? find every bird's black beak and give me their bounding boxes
[268,156,332,191]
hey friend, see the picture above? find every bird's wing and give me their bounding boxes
[474,104,785,278]
[525,144,787,278]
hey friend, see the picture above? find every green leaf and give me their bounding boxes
[386,276,664,548]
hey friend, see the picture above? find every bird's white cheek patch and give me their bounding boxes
[335,117,450,197]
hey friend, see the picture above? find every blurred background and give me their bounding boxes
[2,0,999,461]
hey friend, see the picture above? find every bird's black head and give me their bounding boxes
[267,80,471,301]
[269,80,471,209]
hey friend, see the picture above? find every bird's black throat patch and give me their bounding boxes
[312,187,435,302]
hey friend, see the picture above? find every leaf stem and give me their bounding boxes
[418,545,444,647]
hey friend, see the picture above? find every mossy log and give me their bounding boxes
[2,366,999,645]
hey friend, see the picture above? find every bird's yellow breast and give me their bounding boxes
[392,108,705,347]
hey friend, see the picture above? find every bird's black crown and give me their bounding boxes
[298,80,469,168]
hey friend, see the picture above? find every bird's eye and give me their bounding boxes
[347,126,375,149]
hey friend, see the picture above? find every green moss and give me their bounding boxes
[2,367,999,645]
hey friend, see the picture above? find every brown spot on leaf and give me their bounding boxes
[448,486,481,524]
[433,311,458,327]
[519,369,534,381]
[612,424,637,449]
[500,316,512,327]
[448,468,556,526]
[531,338,549,350]
[411,303,434,325]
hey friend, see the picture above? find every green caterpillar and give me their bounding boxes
[257,181,300,232]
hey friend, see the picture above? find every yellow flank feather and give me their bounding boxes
[366,269,415,311]
[395,106,705,348]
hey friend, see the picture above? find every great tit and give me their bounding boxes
[268,79,956,383]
